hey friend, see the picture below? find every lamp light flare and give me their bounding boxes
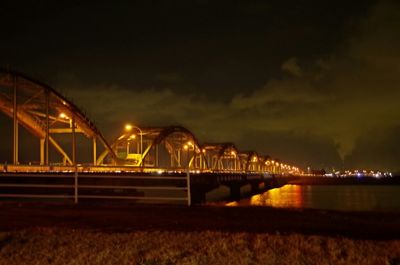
[59,113,68,119]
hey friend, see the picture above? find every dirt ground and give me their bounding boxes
[1,202,400,240]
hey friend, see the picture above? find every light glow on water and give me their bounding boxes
[233,184,400,211]
[248,185,303,208]
[225,201,239,207]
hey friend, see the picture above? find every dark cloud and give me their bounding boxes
[345,126,400,172]
[237,130,342,170]
[2,0,400,171]
[0,0,375,97]
[281,58,304,78]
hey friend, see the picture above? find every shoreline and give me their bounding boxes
[1,202,400,240]
[285,176,400,185]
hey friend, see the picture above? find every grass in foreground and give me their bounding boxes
[0,228,400,265]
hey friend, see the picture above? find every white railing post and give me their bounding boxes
[186,167,191,206]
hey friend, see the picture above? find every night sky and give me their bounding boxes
[1,0,400,171]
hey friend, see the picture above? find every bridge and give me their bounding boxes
[0,69,301,204]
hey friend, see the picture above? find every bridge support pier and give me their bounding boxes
[229,184,241,200]
[263,176,278,190]
[190,187,206,204]
[251,182,260,194]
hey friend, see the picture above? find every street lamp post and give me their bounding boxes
[183,144,189,169]
[231,151,236,172]
[125,124,143,166]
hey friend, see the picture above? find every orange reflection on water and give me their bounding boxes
[248,185,303,208]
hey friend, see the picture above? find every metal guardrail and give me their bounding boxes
[0,171,191,205]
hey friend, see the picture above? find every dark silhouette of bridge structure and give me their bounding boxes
[0,69,301,204]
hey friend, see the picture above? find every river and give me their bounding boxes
[232,184,400,211]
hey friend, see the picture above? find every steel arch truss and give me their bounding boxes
[202,143,241,172]
[109,126,208,171]
[237,151,264,172]
[0,69,117,166]
[0,69,302,174]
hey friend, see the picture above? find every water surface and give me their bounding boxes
[235,185,400,211]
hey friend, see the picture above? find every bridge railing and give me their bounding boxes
[0,171,191,205]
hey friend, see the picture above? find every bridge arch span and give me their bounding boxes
[202,143,241,172]
[109,125,208,171]
[0,68,118,166]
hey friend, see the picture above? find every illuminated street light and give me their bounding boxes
[229,150,237,171]
[59,113,68,119]
[124,123,143,166]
